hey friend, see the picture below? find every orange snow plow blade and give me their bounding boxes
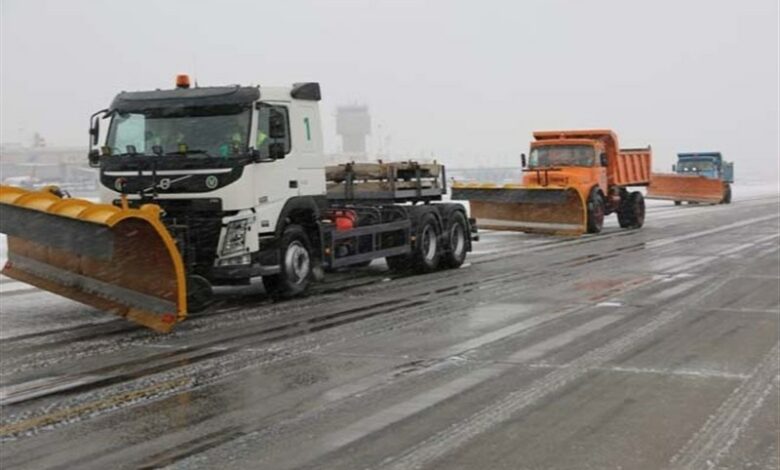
[452,184,587,236]
[0,186,187,332]
[646,173,725,204]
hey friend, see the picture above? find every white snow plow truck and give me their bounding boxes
[0,76,476,332]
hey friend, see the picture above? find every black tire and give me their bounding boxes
[618,191,645,230]
[722,184,732,204]
[441,210,468,269]
[262,225,312,298]
[586,190,605,234]
[411,212,442,273]
[186,275,213,313]
[674,200,682,206]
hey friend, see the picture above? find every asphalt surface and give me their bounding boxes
[0,191,779,470]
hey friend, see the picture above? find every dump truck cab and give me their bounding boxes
[525,137,609,193]
[674,152,733,183]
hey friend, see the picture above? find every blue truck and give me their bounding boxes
[647,152,734,205]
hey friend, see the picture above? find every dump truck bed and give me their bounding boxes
[326,161,445,202]
[613,148,652,187]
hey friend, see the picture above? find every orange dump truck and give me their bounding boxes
[452,129,652,235]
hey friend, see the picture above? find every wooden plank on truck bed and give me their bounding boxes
[325,161,442,182]
[325,160,445,201]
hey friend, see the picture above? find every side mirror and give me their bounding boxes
[87,108,108,151]
[88,149,100,167]
[599,153,608,167]
[672,164,676,172]
[89,117,100,146]
[521,153,527,168]
[269,142,286,159]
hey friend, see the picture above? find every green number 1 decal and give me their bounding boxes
[304,117,311,141]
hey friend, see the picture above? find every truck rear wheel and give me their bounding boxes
[412,212,442,273]
[441,211,468,269]
[586,191,605,234]
[618,191,645,229]
[263,225,312,298]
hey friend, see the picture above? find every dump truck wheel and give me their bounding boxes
[618,191,645,229]
[674,201,682,206]
[186,275,213,313]
[722,185,732,204]
[441,211,468,269]
[618,193,633,228]
[263,224,312,298]
[586,191,605,234]
[412,212,442,273]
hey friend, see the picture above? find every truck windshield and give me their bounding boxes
[106,105,251,158]
[529,145,595,168]
[679,160,715,172]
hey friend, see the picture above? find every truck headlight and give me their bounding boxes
[216,253,252,267]
[222,219,249,255]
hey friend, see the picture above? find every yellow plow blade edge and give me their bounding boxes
[647,173,725,204]
[452,185,587,236]
[0,185,187,332]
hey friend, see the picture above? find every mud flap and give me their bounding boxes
[451,185,587,236]
[0,186,187,332]
[647,174,725,204]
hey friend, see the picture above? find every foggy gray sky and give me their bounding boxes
[1,0,778,180]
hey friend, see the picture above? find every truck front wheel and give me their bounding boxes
[263,225,312,298]
[722,184,732,204]
[586,191,605,234]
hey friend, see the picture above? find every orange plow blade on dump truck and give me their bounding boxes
[451,184,587,236]
[646,173,726,204]
[0,186,187,332]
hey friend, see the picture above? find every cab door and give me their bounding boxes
[289,102,326,196]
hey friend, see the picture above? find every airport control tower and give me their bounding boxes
[336,105,371,159]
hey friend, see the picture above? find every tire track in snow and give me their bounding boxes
[373,267,746,470]
[668,342,779,470]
